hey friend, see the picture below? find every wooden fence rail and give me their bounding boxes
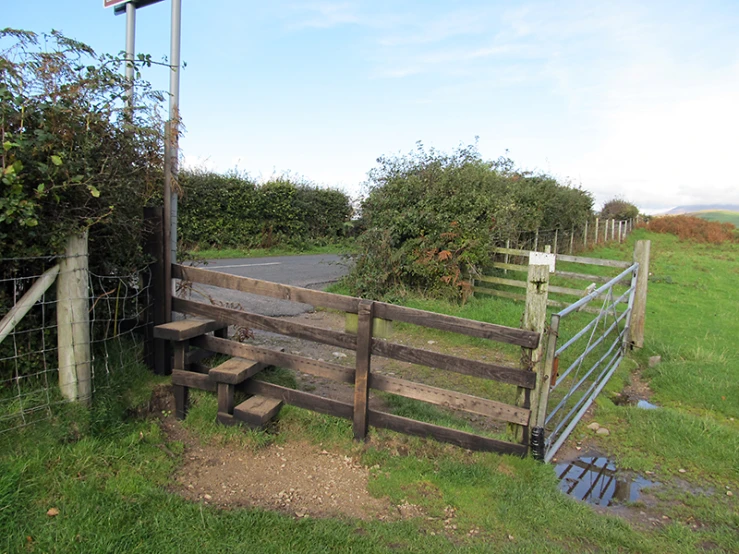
[159,262,545,457]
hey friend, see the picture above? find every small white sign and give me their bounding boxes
[529,252,556,273]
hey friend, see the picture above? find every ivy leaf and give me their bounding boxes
[87,185,100,198]
[51,155,63,166]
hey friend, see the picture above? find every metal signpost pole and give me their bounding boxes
[124,2,136,111]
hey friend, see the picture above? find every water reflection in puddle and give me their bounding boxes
[556,457,658,506]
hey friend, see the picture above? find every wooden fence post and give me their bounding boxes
[57,230,91,405]
[594,218,599,244]
[353,300,374,440]
[511,264,549,445]
[569,227,574,254]
[630,240,651,348]
[583,220,588,249]
[504,239,510,275]
[534,229,539,252]
[532,312,559,460]
[553,229,559,253]
[144,207,171,375]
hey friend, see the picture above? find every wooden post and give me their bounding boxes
[504,239,510,275]
[353,300,374,440]
[594,218,599,244]
[583,220,588,249]
[534,229,539,252]
[630,240,651,349]
[510,264,549,444]
[173,340,189,419]
[553,229,559,253]
[57,230,91,405]
[569,227,574,254]
[611,219,616,241]
[532,313,559,459]
[144,207,171,375]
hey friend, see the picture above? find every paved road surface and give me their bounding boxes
[182,254,351,316]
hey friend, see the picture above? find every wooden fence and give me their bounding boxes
[474,247,634,316]
[154,263,547,457]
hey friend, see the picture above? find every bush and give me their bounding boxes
[345,143,593,301]
[600,198,639,220]
[644,215,736,244]
[177,170,352,249]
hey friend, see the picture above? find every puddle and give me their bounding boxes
[556,457,658,506]
[636,399,659,410]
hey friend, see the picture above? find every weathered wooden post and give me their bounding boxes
[353,300,374,440]
[511,262,549,445]
[594,218,599,244]
[57,230,91,405]
[144,207,171,375]
[504,239,510,275]
[583,220,589,249]
[630,240,651,348]
[533,312,559,460]
[553,229,559,253]
[611,219,616,241]
[534,229,539,252]
[569,226,575,254]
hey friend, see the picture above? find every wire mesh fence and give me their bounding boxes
[0,254,152,435]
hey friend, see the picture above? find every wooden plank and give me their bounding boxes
[217,382,235,414]
[473,287,526,302]
[556,253,631,268]
[174,297,358,351]
[353,300,374,440]
[243,380,354,420]
[171,369,217,392]
[184,347,214,366]
[549,285,588,297]
[174,385,189,420]
[367,410,527,457]
[475,275,526,289]
[209,357,263,385]
[173,264,361,313]
[630,240,650,348]
[370,374,530,426]
[0,264,59,347]
[154,318,226,341]
[553,270,612,283]
[373,302,539,349]
[492,246,530,257]
[233,395,284,427]
[371,340,536,389]
[492,262,529,272]
[193,335,354,384]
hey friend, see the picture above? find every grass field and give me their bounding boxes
[689,210,739,227]
[1,230,737,553]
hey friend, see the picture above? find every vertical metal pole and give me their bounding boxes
[163,0,182,322]
[124,2,136,112]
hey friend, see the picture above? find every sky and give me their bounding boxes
[4,0,739,213]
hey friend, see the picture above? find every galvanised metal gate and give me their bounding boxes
[542,262,640,462]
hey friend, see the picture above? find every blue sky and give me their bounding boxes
[4,1,739,212]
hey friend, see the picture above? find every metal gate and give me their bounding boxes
[542,263,639,462]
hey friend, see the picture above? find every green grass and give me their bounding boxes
[2,230,739,552]
[184,241,355,260]
[690,210,739,226]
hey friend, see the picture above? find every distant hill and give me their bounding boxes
[666,204,739,215]
[662,205,739,227]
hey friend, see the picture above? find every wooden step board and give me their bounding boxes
[153,318,227,341]
[210,357,265,415]
[233,395,284,428]
[209,357,264,384]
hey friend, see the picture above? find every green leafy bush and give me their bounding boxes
[600,198,639,220]
[177,170,352,249]
[345,143,593,301]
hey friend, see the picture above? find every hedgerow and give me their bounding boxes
[177,170,353,249]
[344,143,594,301]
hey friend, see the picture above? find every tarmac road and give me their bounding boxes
[182,254,351,316]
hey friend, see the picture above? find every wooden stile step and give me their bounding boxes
[154,318,227,341]
[209,357,264,384]
[233,395,283,427]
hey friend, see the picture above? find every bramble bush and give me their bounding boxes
[344,143,594,301]
[177,170,353,250]
[644,215,736,244]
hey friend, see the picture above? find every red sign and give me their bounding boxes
[104,0,131,8]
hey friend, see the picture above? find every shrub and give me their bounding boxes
[345,143,593,301]
[600,198,639,220]
[177,171,352,249]
[644,215,736,244]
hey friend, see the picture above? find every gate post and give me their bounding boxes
[511,264,549,445]
[630,240,651,348]
[144,207,171,375]
[353,300,374,440]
